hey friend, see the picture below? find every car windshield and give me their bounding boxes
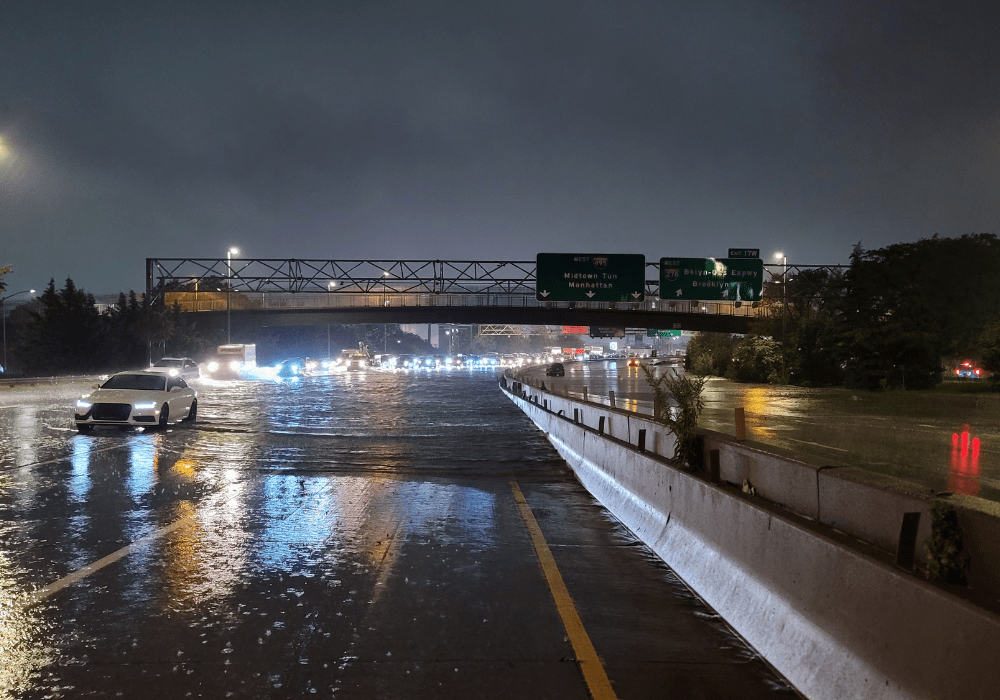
[101,373,167,391]
[153,359,183,368]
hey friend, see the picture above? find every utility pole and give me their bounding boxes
[226,246,239,343]
[2,289,35,374]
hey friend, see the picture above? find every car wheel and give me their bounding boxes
[158,404,169,429]
[76,424,93,433]
[182,399,197,423]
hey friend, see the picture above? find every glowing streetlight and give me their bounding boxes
[774,252,788,366]
[227,247,239,343]
[2,288,35,374]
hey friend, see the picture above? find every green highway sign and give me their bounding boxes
[536,253,645,302]
[646,329,682,338]
[590,327,626,338]
[659,257,764,301]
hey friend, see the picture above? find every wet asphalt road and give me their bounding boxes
[0,371,796,699]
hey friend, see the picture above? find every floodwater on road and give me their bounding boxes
[527,360,1000,503]
[0,371,795,699]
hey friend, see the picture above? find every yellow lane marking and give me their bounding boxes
[25,513,195,607]
[510,480,618,700]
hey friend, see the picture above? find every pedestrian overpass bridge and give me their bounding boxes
[146,257,799,334]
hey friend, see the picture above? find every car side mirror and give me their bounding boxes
[170,385,182,392]
[92,383,101,389]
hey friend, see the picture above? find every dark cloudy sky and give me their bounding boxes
[2,0,998,295]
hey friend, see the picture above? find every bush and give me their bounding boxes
[643,366,707,468]
[730,335,782,383]
[924,501,969,585]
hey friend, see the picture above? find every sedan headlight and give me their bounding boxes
[229,360,241,371]
[207,361,219,372]
[76,400,92,410]
[134,402,157,410]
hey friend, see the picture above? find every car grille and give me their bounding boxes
[91,403,132,421]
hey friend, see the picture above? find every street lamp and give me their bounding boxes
[774,252,787,343]
[2,289,35,374]
[227,246,239,343]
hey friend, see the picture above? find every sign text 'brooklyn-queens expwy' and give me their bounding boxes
[658,257,764,301]
[536,253,646,302]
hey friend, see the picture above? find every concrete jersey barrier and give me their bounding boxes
[503,375,1000,700]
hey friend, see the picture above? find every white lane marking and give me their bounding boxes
[25,514,195,606]
[22,475,262,608]
[1,444,122,472]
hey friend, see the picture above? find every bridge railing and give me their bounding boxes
[161,290,774,317]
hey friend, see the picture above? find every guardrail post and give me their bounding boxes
[709,449,721,484]
[637,429,646,452]
[540,381,546,391]
[896,512,921,570]
[609,390,616,408]
[573,408,579,424]
[598,416,605,435]
[583,386,588,401]
[544,399,548,410]
[735,407,746,441]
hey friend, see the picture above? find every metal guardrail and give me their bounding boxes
[0,375,97,387]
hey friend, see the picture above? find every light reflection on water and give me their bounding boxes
[13,406,38,467]
[126,435,158,511]
[0,550,54,699]
[68,437,92,504]
[698,379,1000,500]
[0,369,554,691]
[949,426,981,497]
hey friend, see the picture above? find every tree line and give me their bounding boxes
[686,233,1000,390]
[2,278,218,376]
[0,277,437,376]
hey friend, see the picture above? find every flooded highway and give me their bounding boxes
[527,361,1000,503]
[0,371,795,699]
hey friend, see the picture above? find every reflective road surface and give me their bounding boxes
[0,372,796,699]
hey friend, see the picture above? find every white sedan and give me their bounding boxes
[74,371,197,432]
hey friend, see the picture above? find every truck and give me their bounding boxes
[203,344,257,380]
[337,342,378,370]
